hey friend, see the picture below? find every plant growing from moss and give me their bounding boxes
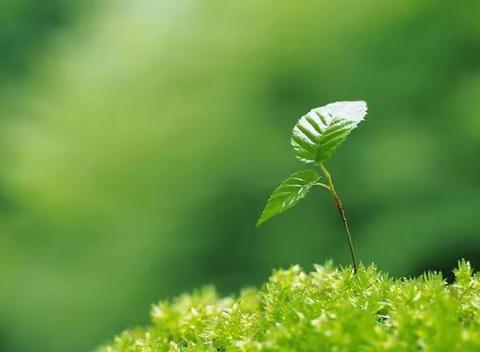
[257,101,367,272]
[98,101,480,351]
[99,261,480,352]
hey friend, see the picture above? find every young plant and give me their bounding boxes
[257,101,368,273]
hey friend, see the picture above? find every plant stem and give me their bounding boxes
[318,163,358,273]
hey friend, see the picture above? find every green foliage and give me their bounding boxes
[257,102,367,272]
[99,261,480,352]
[291,101,367,164]
[258,101,367,227]
[256,170,320,226]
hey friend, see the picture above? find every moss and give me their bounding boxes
[99,261,480,351]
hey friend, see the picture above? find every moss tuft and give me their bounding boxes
[99,262,480,351]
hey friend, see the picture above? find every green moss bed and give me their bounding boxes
[99,261,480,351]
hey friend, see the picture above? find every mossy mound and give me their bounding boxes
[99,261,480,351]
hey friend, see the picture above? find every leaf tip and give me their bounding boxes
[256,213,269,227]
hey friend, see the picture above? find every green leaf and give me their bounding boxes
[257,170,320,226]
[291,101,367,163]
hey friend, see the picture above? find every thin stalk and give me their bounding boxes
[315,182,332,191]
[318,163,358,273]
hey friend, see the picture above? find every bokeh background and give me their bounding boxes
[1,0,480,351]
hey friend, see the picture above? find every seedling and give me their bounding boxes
[257,101,368,273]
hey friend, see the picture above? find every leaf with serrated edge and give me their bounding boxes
[291,101,367,163]
[257,170,320,226]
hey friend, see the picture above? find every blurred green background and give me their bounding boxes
[1,0,480,351]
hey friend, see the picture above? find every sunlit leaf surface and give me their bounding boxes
[291,101,367,163]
